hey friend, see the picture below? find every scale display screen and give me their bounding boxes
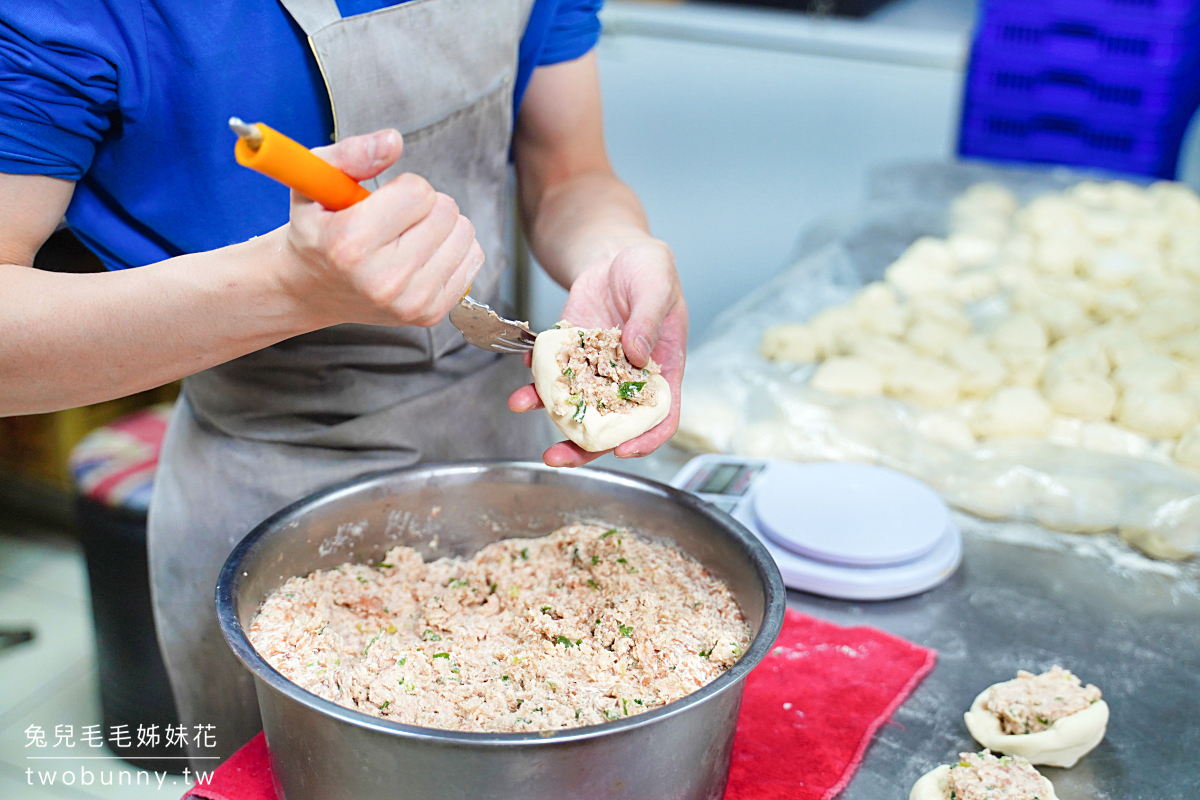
[683,461,764,497]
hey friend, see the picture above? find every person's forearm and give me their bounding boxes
[0,227,316,415]
[523,168,658,290]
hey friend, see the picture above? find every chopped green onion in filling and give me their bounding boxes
[617,381,646,399]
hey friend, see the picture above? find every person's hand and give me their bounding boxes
[508,239,687,467]
[276,129,484,328]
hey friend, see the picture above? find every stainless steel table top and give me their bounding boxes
[791,515,1200,800]
[600,449,1200,799]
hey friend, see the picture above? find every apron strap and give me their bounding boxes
[276,0,343,36]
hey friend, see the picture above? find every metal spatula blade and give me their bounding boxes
[450,296,536,353]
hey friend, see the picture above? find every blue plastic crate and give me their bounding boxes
[959,91,1200,177]
[976,7,1200,72]
[968,43,1200,119]
[986,0,1200,26]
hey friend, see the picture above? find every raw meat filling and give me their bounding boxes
[984,666,1103,735]
[945,751,1050,800]
[249,523,748,733]
[552,322,661,420]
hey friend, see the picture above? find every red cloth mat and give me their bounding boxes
[183,609,935,800]
[724,609,937,800]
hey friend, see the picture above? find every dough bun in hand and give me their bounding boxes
[964,666,1109,768]
[909,752,1058,800]
[532,323,671,452]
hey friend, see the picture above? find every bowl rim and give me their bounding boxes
[216,459,786,747]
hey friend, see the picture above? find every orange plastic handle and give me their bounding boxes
[234,122,370,211]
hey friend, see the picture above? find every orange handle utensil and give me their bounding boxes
[230,117,370,211]
[229,117,473,299]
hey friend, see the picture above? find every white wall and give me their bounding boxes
[528,3,968,343]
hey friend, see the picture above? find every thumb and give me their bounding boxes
[621,276,675,368]
[311,129,403,182]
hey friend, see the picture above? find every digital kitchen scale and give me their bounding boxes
[671,455,962,601]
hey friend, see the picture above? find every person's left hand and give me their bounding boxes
[507,238,687,467]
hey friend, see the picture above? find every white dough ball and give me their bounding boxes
[953,182,1019,218]
[1046,338,1111,378]
[1018,194,1085,238]
[1085,247,1142,288]
[947,337,1008,396]
[906,318,965,358]
[964,689,1109,768]
[1174,424,1200,469]
[856,302,909,339]
[972,387,1053,438]
[1043,373,1117,421]
[1108,180,1154,213]
[1093,289,1140,322]
[947,272,1000,304]
[991,313,1049,353]
[916,411,976,450]
[909,297,973,333]
[1149,180,1200,223]
[850,336,916,373]
[1002,350,1049,387]
[1043,277,1102,313]
[811,357,885,397]
[887,356,962,407]
[997,231,1036,262]
[808,306,860,356]
[1077,421,1152,458]
[948,232,1000,268]
[1069,180,1112,207]
[852,282,899,310]
[1134,296,1200,340]
[1034,233,1092,276]
[1105,335,1155,369]
[904,236,958,272]
[531,327,670,452]
[1131,215,1170,250]
[1112,355,1184,392]
[886,257,952,298]
[1083,209,1132,242]
[1117,387,1197,439]
[1034,296,1092,342]
[760,324,819,363]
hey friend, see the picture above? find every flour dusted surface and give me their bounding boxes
[250,523,749,732]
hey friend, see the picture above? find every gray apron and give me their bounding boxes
[147,0,543,767]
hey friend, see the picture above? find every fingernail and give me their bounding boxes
[636,336,651,359]
[371,131,396,165]
[616,450,640,459]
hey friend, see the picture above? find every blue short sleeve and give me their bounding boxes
[516,0,602,111]
[0,6,134,180]
[538,0,602,67]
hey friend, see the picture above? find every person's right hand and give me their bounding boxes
[278,128,484,328]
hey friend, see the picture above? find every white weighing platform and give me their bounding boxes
[671,456,962,600]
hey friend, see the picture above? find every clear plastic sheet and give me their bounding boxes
[676,162,1200,559]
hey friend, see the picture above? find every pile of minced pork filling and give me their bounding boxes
[553,323,661,420]
[947,752,1049,800]
[984,665,1102,734]
[249,523,749,732]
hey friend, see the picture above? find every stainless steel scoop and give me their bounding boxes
[449,295,536,353]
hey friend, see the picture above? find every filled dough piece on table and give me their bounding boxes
[964,665,1108,768]
[532,322,671,452]
[910,751,1058,800]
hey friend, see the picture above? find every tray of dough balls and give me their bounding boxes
[676,161,1200,560]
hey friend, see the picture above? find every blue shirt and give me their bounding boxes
[0,0,601,270]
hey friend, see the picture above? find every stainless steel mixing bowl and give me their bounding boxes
[217,461,785,800]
